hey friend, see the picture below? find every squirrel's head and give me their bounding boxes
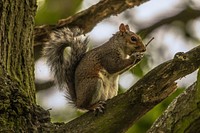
[119,23,146,54]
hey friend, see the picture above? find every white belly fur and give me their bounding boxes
[98,69,119,100]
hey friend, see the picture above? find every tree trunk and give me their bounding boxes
[0,0,50,132]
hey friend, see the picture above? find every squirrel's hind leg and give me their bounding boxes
[75,78,107,111]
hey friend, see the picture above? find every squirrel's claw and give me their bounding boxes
[89,101,106,115]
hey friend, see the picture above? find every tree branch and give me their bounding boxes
[34,0,149,46]
[138,7,200,37]
[53,45,200,133]
[147,82,200,133]
[147,68,200,132]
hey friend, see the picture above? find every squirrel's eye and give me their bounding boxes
[131,36,137,42]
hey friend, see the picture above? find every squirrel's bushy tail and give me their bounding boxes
[43,28,88,102]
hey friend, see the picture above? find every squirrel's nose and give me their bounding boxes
[142,47,146,52]
[135,45,146,52]
[140,46,146,52]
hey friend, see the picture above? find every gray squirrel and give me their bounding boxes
[43,23,147,111]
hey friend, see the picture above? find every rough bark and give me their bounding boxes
[147,69,200,133]
[54,45,200,133]
[0,0,51,132]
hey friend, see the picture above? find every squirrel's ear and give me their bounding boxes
[119,23,126,33]
[125,24,130,31]
[119,23,130,33]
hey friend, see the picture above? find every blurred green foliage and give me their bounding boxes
[35,0,83,25]
[131,56,149,77]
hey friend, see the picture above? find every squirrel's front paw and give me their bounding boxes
[131,52,144,60]
[130,52,144,64]
[135,52,144,59]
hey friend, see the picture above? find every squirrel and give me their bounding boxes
[43,23,147,112]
